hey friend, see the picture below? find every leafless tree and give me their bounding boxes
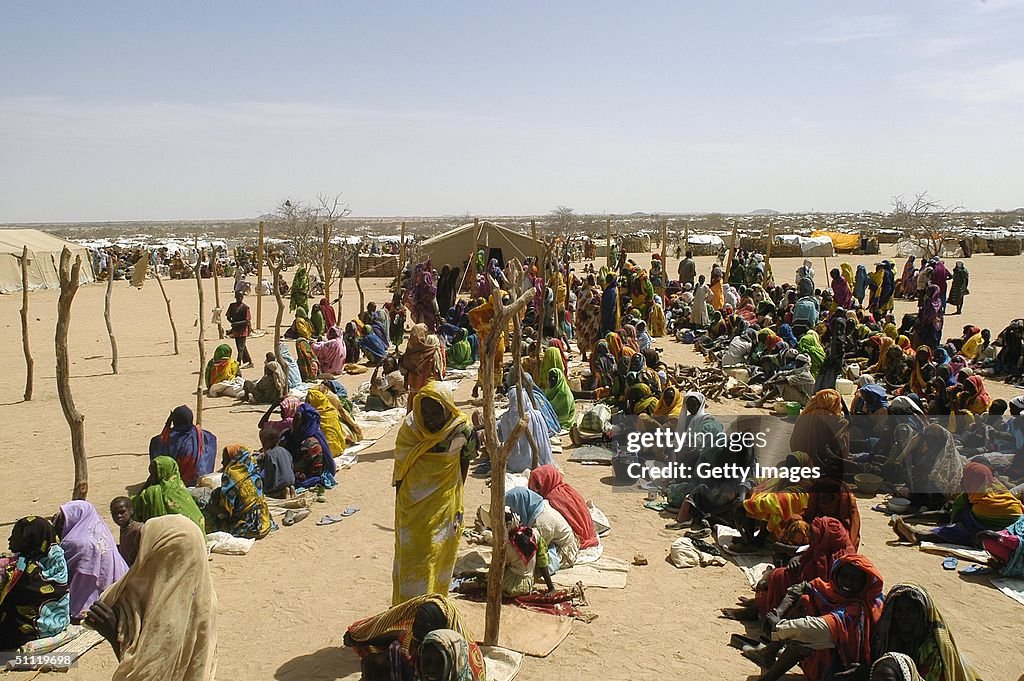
[272,193,352,281]
[887,192,966,260]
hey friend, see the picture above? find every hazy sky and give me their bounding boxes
[2,1,1022,222]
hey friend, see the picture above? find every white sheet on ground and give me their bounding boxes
[919,541,991,564]
[206,532,256,555]
[992,577,1024,607]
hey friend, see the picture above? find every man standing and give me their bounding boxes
[226,291,254,368]
[678,250,696,289]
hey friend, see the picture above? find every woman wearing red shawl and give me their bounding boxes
[317,297,338,330]
[831,269,853,309]
[930,259,952,308]
[805,478,861,549]
[754,516,856,617]
[619,325,641,353]
[754,554,884,681]
[956,374,991,414]
[528,465,599,549]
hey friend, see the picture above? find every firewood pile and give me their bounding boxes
[667,364,729,400]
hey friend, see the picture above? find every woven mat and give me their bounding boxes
[455,599,573,658]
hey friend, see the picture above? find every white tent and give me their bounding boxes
[0,229,95,294]
[776,234,835,257]
[895,239,963,258]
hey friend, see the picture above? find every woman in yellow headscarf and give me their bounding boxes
[839,262,854,289]
[653,385,684,419]
[305,387,347,457]
[392,381,478,605]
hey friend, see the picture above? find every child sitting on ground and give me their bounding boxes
[110,496,143,566]
[258,429,296,499]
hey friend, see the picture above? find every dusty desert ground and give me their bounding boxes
[1,245,1021,680]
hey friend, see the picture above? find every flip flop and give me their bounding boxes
[943,557,959,570]
[664,521,687,530]
[340,506,359,517]
[317,514,346,526]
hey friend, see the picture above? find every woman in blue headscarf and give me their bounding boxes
[147,405,218,486]
[503,487,579,571]
[778,323,800,349]
[283,403,337,489]
[853,265,869,306]
[357,322,389,366]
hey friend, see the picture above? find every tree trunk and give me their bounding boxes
[153,266,179,354]
[271,258,286,369]
[481,279,535,646]
[104,254,119,374]
[20,246,33,401]
[212,247,225,340]
[355,252,365,312]
[56,247,88,499]
[194,248,206,426]
[257,221,265,329]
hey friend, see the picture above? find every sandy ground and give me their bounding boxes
[1,246,1021,680]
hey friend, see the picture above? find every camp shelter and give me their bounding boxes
[419,221,542,270]
[0,229,96,294]
[811,230,861,253]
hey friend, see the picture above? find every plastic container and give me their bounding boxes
[835,378,855,396]
[785,401,802,417]
[887,497,912,514]
[726,367,750,382]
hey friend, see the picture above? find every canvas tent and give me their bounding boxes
[811,230,860,253]
[419,221,542,270]
[0,229,95,294]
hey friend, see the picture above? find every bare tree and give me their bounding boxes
[888,192,966,260]
[55,248,88,499]
[272,194,352,285]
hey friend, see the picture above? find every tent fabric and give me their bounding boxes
[776,234,836,257]
[895,239,963,259]
[811,230,860,253]
[0,229,95,294]
[419,221,543,270]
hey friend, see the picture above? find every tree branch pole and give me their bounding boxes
[336,248,345,324]
[194,244,206,427]
[727,223,739,272]
[257,221,264,329]
[20,246,33,401]
[212,246,225,340]
[606,218,612,268]
[103,253,119,374]
[56,247,88,499]
[482,282,536,647]
[355,246,365,313]
[504,260,541,465]
[470,218,481,298]
[660,219,668,302]
[153,262,179,355]
[322,222,331,298]
[270,254,286,369]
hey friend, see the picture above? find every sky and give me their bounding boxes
[1,0,1022,222]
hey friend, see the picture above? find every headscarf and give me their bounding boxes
[205,344,237,387]
[805,478,862,549]
[778,323,799,348]
[802,554,885,675]
[963,375,991,413]
[910,346,932,395]
[539,346,566,389]
[401,323,445,382]
[292,307,314,339]
[874,583,979,681]
[871,654,923,681]
[504,488,544,526]
[58,500,129,617]
[529,465,599,549]
[98,515,217,681]
[278,343,302,388]
[858,384,889,412]
[831,270,853,309]
[392,381,469,485]
[543,367,576,430]
[653,387,683,418]
[149,404,218,487]
[219,445,274,539]
[318,297,338,329]
[285,403,337,486]
[953,462,1024,528]
[417,629,485,681]
[132,456,206,530]
[797,330,826,376]
[306,387,347,457]
[12,516,58,561]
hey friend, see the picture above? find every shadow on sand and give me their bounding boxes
[275,645,362,680]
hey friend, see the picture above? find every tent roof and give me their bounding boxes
[419,221,542,268]
[0,229,88,255]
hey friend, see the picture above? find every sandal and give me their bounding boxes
[692,538,722,557]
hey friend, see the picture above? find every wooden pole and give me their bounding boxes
[153,264,179,355]
[271,254,286,369]
[764,222,775,287]
[355,247,365,313]
[194,244,206,427]
[212,247,225,340]
[20,246,33,401]
[683,221,690,257]
[56,247,88,500]
[660,219,668,301]
[336,248,345,324]
[322,222,331,298]
[104,253,119,374]
[481,280,536,646]
[470,218,480,298]
[727,223,739,273]
[606,218,612,268]
[257,221,264,329]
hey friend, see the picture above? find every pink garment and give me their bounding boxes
[312,337,345,375]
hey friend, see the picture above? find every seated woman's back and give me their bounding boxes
[1,516,70,648]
